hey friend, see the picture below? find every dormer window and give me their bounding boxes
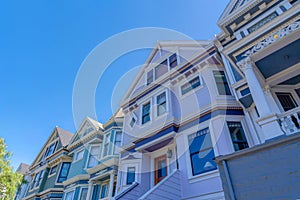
[43,141,58,159]
[147,70,154,85]
[155,59,168,79]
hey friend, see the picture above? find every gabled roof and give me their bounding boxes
[16,163,30,175]
[120,40,210,107]
[30,126,73,169]
[68,116,104,145]
[219,0,251,22]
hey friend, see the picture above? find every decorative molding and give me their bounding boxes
[242,21,300,57]
[237,57,252,72]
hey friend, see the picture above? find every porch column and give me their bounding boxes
[86,181,94,200]
[108,172,115,199]
[237,57,284,140]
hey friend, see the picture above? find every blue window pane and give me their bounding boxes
[191,149,217,175]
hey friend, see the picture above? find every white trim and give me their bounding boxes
[63,189,75,200]
[140,100,152,126]
[73,149,84,163]
[78,187,88,200]
[48,164,58,178]
[155,90,169,117]
[86,144,101,169]
[179,73,204,98]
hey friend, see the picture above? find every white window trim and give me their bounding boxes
[272,87,300,113]
[85,144,101,169]
[48,165,58,178]
[101,133,111,158]
[73,148,84,163]
[213,70,233,96]
[179,73,203,98]
[43,139,59,160]
[99,182,109,199]
[125,166,136,185]
[225,120,250,152]
[155,90,169,118]
[128,112,137,129]
[113,130,122,155]
[63,189,75,200]
[78,187,88,200]
[121,162,139,187]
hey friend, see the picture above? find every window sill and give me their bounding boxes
[72,157,83,163]
[188,169,219,183]
[48,173,56,178]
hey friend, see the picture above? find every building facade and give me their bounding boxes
[214,0,300,199]
[22,127,73,200]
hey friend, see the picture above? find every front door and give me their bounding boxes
[154,155,168,185]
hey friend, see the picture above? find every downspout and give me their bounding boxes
[222,160,236,200]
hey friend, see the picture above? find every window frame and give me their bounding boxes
[100,183,108,199]
[180,75,203,96]
[64,190,75,200]
[213,70,232,96]
[187,127,217,177]
[156,91,168,117]
[126,167,136,185]
[78,187,88,200]
[226,121,249,151]
[57,162,71,183]
[43,141,58,159]
[73,149,84,163]
[141,101,151,125]
[49,165,58,177]
[113,131,122,155]
[102,133,111,157]
[86,145,101,168]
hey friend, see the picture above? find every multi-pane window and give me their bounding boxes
[188,128,217,176]
[157,92,167,116]
[213,71,231,95]
[49,165,58,175]
[74,149,84,162]
[31,170,44,189]
[147,70,153,85]
[227,122,249,151]
[57,162,71,183]
[155,59,168,79]
[142,102,151,124]
[79,188,88,200]
[103,134,111,157]
[169,53,177,69]
[100,184,108,199]
[64,191,74,200]
[126,167,135,185]
[114,131,122,154]
[276,92,298,111]
[44,141,57,158]
[181,76,201,95]
[87,146,101,168]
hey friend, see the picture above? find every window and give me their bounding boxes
[130,117,136,127]
[240,87,250,96]
[126,167,135,185]
[57,162,71,183]
[74,149,84,162]
[169,53,177,69]
[147,70,153,85]
[44,141,57,158]
[64,191,74,200]
[103,134,111,157]
[276,92,298,111]
[114,131,122,154]
[227,122,249,151]
[49,165,58,175]
[142,102,151,124]
[157,92,167,116]
[213,71,231,95]
[79,188,88,200]
[100,184,108,199]
[31,170,44,189]
[181,76,201,95]
[87,146,101,168]
[188,128,217,176]
[155,59,168,79]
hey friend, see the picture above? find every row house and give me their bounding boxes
[114,40,255,200]
[23,127,73,200]
[214,0,300,199]
[63,110,123,200]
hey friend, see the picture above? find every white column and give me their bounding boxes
[237,57,284,140]
[86,181,94,200]
[237,57,271,117]
[108,173,115,199]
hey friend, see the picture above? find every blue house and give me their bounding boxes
[23,127,73,200]
[63,110,123,200]
[115,40,254,200]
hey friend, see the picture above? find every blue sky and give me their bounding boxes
[0,1,228,169]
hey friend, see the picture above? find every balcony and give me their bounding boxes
[279,107,300,135]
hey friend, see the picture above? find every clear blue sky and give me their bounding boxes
[0,1,228,169]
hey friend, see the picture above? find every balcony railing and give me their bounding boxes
[279,107,300,135]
